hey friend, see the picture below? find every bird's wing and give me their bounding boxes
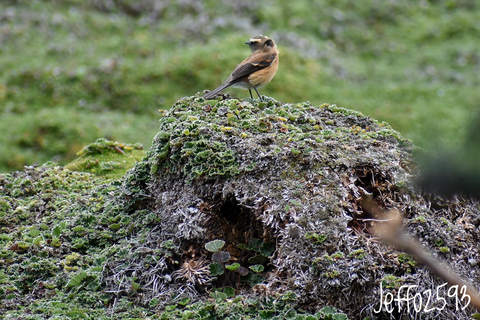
[228,52,277,83]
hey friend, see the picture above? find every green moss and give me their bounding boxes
[141,95,409,183]
[305,232,328,245]
[348,249,366,259]
[439,246,451,253]
[331,252,345,260]
[381,275,403,289]
[414,215,427,223]
[65,138,145,179]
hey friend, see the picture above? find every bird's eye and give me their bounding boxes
[265,39,273,47]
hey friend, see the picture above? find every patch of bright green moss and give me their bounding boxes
[65,138,145,179]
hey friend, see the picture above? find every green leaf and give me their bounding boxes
[149,298,160,308]
[131,281,140,291]
[66,271,88,288]
[246,273,264,286]
[205,239,225,252]
[109,223,121,231]
[225,263,240,271]
[160,240,176,250]
[259,242,275,257]
[247,238,262,251]
[249,264,264,273]
[32,236,42,246]
[317,306,348,320]
[319,306,337,315]
[248,254,269,265]
[305,232,328,245]
[209,263,224,276]
[28,229,41,237]
[291,148,301,155]
[72,226,85,233]
[259,310,274,318]
[52,225,62,237]
[223,287,235,297]
[66,310,87,318]
[281,291,298,301]
[210,291,227,301]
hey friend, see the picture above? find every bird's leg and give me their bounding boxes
[248,89,253,99]
[253,87,263,102]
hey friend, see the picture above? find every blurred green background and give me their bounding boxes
[1,0,479,173]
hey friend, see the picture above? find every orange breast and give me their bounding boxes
[248,54,279,88]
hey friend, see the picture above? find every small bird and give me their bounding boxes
[204,35,279,101]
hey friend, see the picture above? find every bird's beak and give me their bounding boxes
[245,41,250,45]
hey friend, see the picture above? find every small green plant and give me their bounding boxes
[305,232,328,245]
[397,253,416,267]
[414,216,426,223]
[205,239,230,276]
[439,246,450,253]
[331,251,344,260]
[204,238,274,287]
[322,254,334,264]
[348,249,366,259]
[381,274,402,289]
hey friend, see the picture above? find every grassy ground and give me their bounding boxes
[1,0,479,172]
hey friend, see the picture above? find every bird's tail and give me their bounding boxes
[203,82,233,100]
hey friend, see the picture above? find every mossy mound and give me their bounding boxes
[121,94,479,319]
[1,96,479,319]
[0,139,332,318]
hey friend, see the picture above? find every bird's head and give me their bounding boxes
[245,35,276,52]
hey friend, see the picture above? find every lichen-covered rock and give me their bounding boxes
[123,93,480,319]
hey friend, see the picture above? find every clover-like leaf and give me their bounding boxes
[66,271,88,288]
[248,254,269,265]
[259,242,275,257]
[249,264,264,273]
[225,263,240,271]
[205,239,225,252]
[212,251,230,263]
[237,266,249,276]
[247,238,262,252]
[224,287,235,297]
[210,290,227,301]
[209,262,224,276]
[246,273,264,286]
